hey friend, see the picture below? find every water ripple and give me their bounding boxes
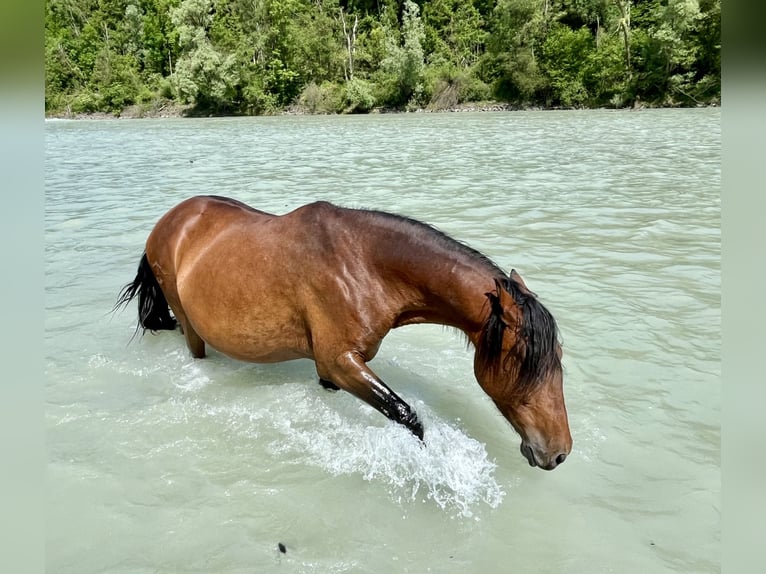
[46,109,720,573]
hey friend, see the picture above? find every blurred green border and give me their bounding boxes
[0,2,44,573]
[721,1,766,573]
[5,0,761,571]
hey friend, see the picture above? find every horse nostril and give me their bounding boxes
[555,453,567,465]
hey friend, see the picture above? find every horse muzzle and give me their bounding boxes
[520,441,568,471]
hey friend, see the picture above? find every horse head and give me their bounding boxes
[475,269,572,470]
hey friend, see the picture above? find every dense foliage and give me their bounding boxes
[45,0,720,115]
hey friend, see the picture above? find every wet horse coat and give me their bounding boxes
[117,196,572,469]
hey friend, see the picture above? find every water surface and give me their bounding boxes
[46,109,720,573]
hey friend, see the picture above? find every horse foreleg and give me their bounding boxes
[320,351,424,440]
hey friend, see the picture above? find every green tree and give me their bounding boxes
[45,0,102,111]
[422,0,486,69]
[583,32,626,105]
[140,0,181,78]
[43,0,719,114]
[378,0,426,107]
[170,0,239,111]
[632,0,703,103]
[689,0,719,102]
[485,0,547,102]
[540,23,592,106]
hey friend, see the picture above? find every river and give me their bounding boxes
[45,109,720,573]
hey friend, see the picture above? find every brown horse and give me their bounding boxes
[116,195,572,470]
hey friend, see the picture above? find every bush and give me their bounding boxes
[158,76,175,99]
[241,77,280,115]
[459,74,491,103]
[425,65,491,109]
[428,78,459,110]
[136,86,156,104]
[98,83,136,111]
[296,81,342,114]
[489,49,546,103]
[89,51,142,111]
[70,90,100,113]
[343,78,375,113]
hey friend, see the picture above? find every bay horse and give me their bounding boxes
[116,196,572,470]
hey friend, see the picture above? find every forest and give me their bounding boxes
[45,0,720,116]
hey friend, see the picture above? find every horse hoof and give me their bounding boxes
[318,378,340,391]
[406,414,424,441]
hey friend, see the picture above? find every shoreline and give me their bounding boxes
[45,98,719,121]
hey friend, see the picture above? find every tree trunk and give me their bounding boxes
[614,0,632,80]
[596,15,600,50]
[340,8,358,81]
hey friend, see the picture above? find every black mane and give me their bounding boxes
[478,276,561,396]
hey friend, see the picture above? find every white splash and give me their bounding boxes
[97,346,506,518]
[173,355,213,392]
[266,389,505,518]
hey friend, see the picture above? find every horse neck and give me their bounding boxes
[386,247,497,345]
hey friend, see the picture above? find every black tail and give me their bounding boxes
[114,253,176,333]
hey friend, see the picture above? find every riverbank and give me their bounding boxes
[45,96,718,120]
[46,99,194,120]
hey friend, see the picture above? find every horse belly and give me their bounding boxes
[179,270,312,363]
[207,331,311,363]
[189,306,311,363]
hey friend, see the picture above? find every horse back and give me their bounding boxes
[144,196,391,363]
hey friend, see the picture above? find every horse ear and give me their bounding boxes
[510,269,529,291]
[494,277,522,328]
[510,269,537,298]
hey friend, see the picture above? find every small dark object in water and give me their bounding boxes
[278,542,286,554]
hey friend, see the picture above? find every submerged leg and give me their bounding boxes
[319,351,423,440]
[168,304,205,359]
[181,320,206,359]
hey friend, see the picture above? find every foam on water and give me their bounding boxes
[92,343,506,518]
[260,387,504,518]
[173,354,214,392]
[98,338,506,518]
